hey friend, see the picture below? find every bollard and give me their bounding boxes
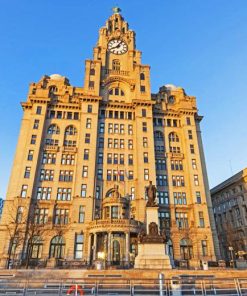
[159,273,164,296]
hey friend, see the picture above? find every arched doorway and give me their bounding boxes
[112,240,120,265]
[180,238,193,260]
[49,236,65,259]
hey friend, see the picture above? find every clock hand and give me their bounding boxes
[111,41,121,49]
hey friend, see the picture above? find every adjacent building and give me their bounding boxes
[0,198,4,222]
[0,7,220,269]
[211,168,247,262]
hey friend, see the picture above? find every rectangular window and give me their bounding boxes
[87,105,92,113]
[128,124,133,135]
[199,211,205,228]
[130,187,135,200]
[89,81,94,88]
[120,154,124,164]
[127,112,132,120]
[196,192,201,204]
[67,112,73,120]
[128,154,133,165]
[114,124,119,134]
[107,170,112,181]
[96,186,101,199]
[21,185,28,198]
[128,139,133,150]
[190,144,195,154]
[85,133,91,144]
[64,140,76,147]
[155,159,166,170]
[186,117,191,125]
[173,192,187,205]
[176,212,188,229]
[57,111,62,119]
[192,159,197,169]
[24,167,31,179]
[144,169,149,180]
[40,169,54,181]
[16,206,23,223]
[84,149,89,160]
[36,106,42,114]
[158,192,169,205]
[142,109,147,117]
[108,123,113,134]
[143,152,148,163]
[45,138,59,146]
[156,175,168,186]
[129,171,134,180]
[34,208,48,224]
[172,175,185,187]
[108,138,113,148]
[98,152,103,164]
[57,188,72,201]
[61,154,75,165]
[37,187,52,200]
[120,124,124,134]
[33,119,39,129]
[114,139,118,148]
[194,175,199,186]
[142,122,147,132]
[86,118,91,128]
[143,137,148,148]
[31,135,37,144]
[78,206,85,223]
[59,170,73,182]
[74,112,79,120]
[201,240,208,256]
[140,85,146,92]
[82,166,88,178]
[120,139,124,149]
[27,150,34,161]
[81,184,87,197]
[99,123,104,133]
[119,170,124,181]
[159,211,170,229]
[107,153,112,164]
[97,169,103,180]
[188,130,193,140]
[54,208,69,224]
[74,233,84,259]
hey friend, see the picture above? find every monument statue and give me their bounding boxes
[146,181,157,207]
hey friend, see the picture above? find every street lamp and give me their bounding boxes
[228,246,234,268]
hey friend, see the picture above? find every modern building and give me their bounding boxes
[211,168,247,262]
[0,7,220,269]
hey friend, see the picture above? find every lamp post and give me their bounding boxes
[228,246,234,268]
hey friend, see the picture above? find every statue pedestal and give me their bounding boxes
[135,205,172,269]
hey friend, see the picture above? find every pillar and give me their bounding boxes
[125,232,130,263]
[93,233,97,261]
[107,232,111,264]
[87,233,92,263]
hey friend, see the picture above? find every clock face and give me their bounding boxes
[108,39,128,55]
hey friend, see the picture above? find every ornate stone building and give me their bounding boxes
[0,8,220,268]
[211,168,247,262]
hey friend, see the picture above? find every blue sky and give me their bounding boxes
[0,0,246,197]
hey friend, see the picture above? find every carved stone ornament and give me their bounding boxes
[138,222,167,244]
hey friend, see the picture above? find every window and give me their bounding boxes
[128,154,133,165]
[84,149,89,160]
[120,111,124,119]
[201,240,208,256]
[109,87,124,96]
[120,124,124,134]
[57,188,72,201]
[142,122,147,132]
[57,111,62,119]
[128,125,133,135]
[111,206,119,219]
[143,152,148,163]
[186,117,191,125]
[128,139,133,150]
[86,118,91,129]
[78,206,85,223]
[27,150,34,161]
[108,138,113,148]
[140,73,145,80]
[107,153,112,164]
[85,133,91,144]
[48,124,60,135]
[199,211,205,227]
[33,119,39,129]
[167,119,171,127]
[196,192,201,203]
[97,169,103,180]
[144,169,149,180]
[82,166,88,178]
[61,154,75,165]
[87,105,92,113]
[40,169,54,181]
[89,81,94,88]
[158,192,169,205]
[90,68,95,75]
[99,123,104,133]
[142,109,146,117]
[171,160,183,171]
[131,187,135,200]
[108,123,113,134]
[65,125,77,135]
[128,171,134,180]
[143,137,148,147]
[34,208,48,224]
[107,170,112,181]
[31,135,37,144]
[96,186,101,199]
[156,159,166,170]
[188,130,193,140]
[140,85,146,92]
[127,112,132,120]
[45,138,59,146]
[156,175,168,186]
[176,212,188,228]
[49,236,65,259]
[98,152,103,164]
[114,124,119,134]
[120,154,124,164]
[174,192,187,205]
[154,131,164,140]
[59,170,73,182]
[190,144,195,154]
[170,146,181,153]
[112,59,120,71]
[109,111,113,118]
[74,112,79,120]
[169,132,179,142]
[21,185,28,198]
[114,138,118,149]
[172,175,185,187]
[64,140,76,147]
[24,167,31,178]
[67,112,73,120]
[29,236,43,259]
[81,184,87,198]
[37,187,52,200]
[42,153,56,164]
[194,175,199,186]
[16,206,23,223]
[159,211,170,229]
[36,106,42,114]
[54,209,69,224]
[192,159,197,169]
[74,234,84,259]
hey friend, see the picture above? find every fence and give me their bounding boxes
[0,277,247,295]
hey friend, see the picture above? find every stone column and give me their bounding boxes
[125,232,130,264]
[93,233,97,261]
[87,234,92,263]
[107,232,111,264]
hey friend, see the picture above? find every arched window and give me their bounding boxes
[49,85,57,93]
[154,131,164,141]
[109,88,124,96]
[112,59,120,71]
[65,125,77,136]
[29,236,43,259]
[168,132,179,142]
[47,124,60,135]
[49,236,65,259]
[140,73,145,80]
[180,238,193,260]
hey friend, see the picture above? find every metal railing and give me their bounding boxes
[0,277,247,295]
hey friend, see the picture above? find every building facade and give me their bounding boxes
[0,8,220,269]
[211,168,247,262]
[0,198,4,222]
